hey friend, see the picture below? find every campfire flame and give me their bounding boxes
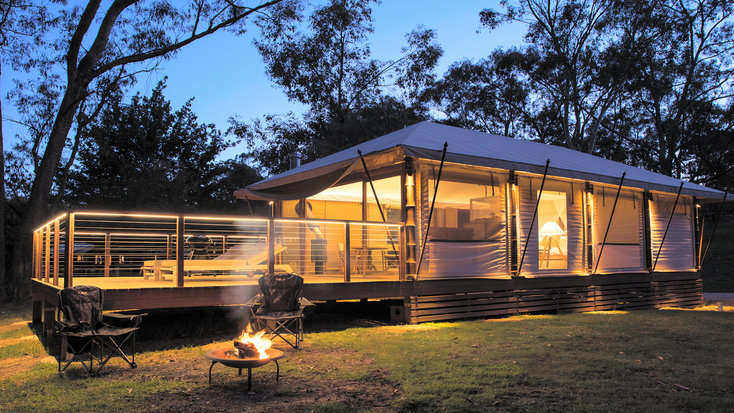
[234,324,272,360]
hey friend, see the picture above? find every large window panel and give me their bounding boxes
[592,187,644,272]
[424,167,508,278]
[306,181,363,221]
[538,190,568,270]
[428,179,505,242]
[366,176,401,223]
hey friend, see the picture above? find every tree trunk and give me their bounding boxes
[11,81,86,299]
[0,57,6,300]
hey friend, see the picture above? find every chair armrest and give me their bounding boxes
[244,293,264,307]
[103,312,146,328]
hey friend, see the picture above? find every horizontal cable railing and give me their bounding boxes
[32,211,404,288]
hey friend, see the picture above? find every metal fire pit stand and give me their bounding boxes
[205,348,285,391]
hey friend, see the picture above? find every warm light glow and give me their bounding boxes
[74,231,170,237]
[185,215,269,222]
[34,213,68,232]
[350,221,403,228]
[539,221,564,237]
[406,174,414,187]
[234,324,272,359]
[74,211,178,219]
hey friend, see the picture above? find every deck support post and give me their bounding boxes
[65,213,74,288]
[517,159,550,276]
[652,182,684,273]
[417,142,448,276]
[176,216,184,287]
[592,172,626,275]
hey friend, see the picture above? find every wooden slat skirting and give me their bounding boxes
[406,275,703,323]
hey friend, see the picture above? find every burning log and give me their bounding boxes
[233,340,259,358]
[233,323,272,359]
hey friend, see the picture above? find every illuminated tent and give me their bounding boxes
[237,121,723,278]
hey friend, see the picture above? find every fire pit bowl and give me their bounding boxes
[205,347,284,390]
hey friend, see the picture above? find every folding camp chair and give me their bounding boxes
[249,273,311,349]
[56,285,144,375]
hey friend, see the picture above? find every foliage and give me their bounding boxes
[65,81,260,212]
[421,0,734,190]
[243,0,442,175]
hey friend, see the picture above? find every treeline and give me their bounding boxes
[1,0,732,299]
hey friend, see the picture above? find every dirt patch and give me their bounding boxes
[142,368,399,413]
[0,355,56,380]
[0,321,31,334]
[0,335,37,347]
[103,344,401,412]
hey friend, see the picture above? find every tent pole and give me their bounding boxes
[357,149,399,257]
[651,182,685,273]
[416,142,448,276]
[592,172,626,275]
[697,210,704,269]
[700,191,728,270]
[517,159,550,276]
[244,195,254,215]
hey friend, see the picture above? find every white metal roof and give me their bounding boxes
[250,120,722,198]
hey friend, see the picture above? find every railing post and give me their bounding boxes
[44,224,50,282]
[176,216,184,287]
[344,222,351,282]
[104,233,111,277]
[32,231,38,279]
[65,212,74,288]
[53,220,60,286]
[268,219,275,275]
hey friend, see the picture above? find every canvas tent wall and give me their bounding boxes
[237,121,723,280]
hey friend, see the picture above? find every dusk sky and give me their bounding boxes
[3,1,526,160]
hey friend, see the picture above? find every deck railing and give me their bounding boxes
[32,211,404,288]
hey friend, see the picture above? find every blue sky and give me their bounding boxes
[3,0,525,160]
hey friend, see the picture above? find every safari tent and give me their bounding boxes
[238,120,720,280]
[31,121,723,324]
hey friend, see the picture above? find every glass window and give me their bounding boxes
[428,179,505,241]
[306,181,363,221]
[366,176,401,223]
[538,190,568,269]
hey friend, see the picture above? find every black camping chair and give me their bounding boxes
[56,285,144,375]
[248,273,312,349]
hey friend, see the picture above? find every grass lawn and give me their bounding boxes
[1,307,733,413]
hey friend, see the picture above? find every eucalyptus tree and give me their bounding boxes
[612,0,734,180]
[9,0,296,298]
[423,50,532,138]
[245,0,442,174]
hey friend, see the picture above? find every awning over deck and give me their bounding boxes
[238,121,724,200]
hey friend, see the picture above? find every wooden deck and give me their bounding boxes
[32,271,701,322]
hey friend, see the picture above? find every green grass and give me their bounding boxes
[2,309,734,412]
